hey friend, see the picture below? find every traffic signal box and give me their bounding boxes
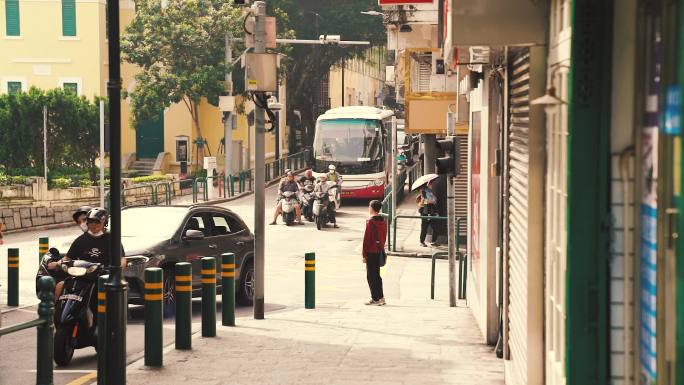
[435,136,460,176]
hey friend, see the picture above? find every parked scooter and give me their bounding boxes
[53,259,105,366]
[300,183,315,222]
[280,191,299,226]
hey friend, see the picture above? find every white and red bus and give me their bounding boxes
[312,106,395,200]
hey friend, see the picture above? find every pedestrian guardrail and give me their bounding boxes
[0,276,55,385]
[392,215,448,252]
[430,250,468,301]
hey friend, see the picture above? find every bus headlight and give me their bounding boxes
[374,179,384,186]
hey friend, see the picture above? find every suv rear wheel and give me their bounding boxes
[236,259,254,306]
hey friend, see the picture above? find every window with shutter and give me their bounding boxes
[5,0,20,36]
[7,82,22,95]
[62,0,76,36]
[63,83,78,94]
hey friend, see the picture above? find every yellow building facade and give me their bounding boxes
[327,46,386,109]
[1,0,281,175]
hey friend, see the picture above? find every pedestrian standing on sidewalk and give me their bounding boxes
[362,200,387,306]
[417,180,438,247]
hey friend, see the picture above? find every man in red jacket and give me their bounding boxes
[362,200,387,306]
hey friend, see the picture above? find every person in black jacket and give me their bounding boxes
[362,200,387,306]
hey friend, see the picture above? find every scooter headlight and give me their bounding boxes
[67,266,87,277]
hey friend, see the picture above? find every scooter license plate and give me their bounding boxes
[59,294,83,302]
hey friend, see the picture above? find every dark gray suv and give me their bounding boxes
[121,205,254,313]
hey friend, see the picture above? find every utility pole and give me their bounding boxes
[253,0,266,320]
[341,58,345,107]
[224,34,233,176]
[99,100,105,207]
[43,106,47,181]
[105,0,127,379]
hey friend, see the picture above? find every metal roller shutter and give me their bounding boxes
[455,134,469,230]
[506,49,531,385]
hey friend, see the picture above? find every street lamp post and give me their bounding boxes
[105,0,127,381]
[253,0,266,320]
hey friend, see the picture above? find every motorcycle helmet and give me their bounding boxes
[86,207,109,228]
[328,165,336,172]
[72,205,92,223]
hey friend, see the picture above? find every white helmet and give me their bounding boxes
[328,164,336,171]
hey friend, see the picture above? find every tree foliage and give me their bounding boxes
[122,0,243,141]
[0,88,104,178]
[267,0,386,149]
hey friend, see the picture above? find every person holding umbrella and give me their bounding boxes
[411,173,440,247]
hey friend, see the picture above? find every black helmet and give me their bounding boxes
[86,207,109,227]
[72,205,92,223]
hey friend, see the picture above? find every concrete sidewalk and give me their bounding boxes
[125,256,503,385]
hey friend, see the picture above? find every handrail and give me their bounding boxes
[431,252,448,300]
[392,215,448,252]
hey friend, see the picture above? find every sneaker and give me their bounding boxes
[431,242,441,247]
[376,298,386,306]
[365,299,378,305]
[333,223,339,228]
[420,242,427,247]
[269,221,277,225]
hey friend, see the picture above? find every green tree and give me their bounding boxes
[0,88,103,177]
[267,0,386,149]
[122,0,243,148]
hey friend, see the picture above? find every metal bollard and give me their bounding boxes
[305,252,315,309]
[175,262,192,350]
[97,275,108,385]
[201,257,216,337]
[39,237,49,265]
[221,253,236,327]
[144,268,163,366]
[7,248,19,306]
[36,276,55,385]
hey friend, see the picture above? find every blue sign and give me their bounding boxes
[664,85,681,135]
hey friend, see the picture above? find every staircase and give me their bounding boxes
[126,158,156,177]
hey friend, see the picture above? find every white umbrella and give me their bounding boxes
[411,173,439,191]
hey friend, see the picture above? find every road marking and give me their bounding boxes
[64,371,96,385]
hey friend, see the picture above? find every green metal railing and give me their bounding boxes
[392,215,448,252]
[0,276,55,385]
[192,150,309,203]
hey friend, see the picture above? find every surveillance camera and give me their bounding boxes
[267,96,283,111]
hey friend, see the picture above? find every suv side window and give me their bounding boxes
[183,214,209,237]
[209,213,245,236]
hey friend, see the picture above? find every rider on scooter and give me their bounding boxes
[53,208,125,298]
[270,171,304,225]
[314,174,339,228]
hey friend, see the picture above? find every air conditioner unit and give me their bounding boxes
[468,46,490,73]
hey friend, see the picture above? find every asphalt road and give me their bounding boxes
[0,182,375,385]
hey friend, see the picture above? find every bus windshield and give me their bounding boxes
[313,119,385,173]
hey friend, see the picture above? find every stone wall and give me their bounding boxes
[0,176,190,232]
[0,204,97,231]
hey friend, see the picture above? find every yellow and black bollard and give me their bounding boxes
[305,252,315,309]
[221,253,236,327]
[38,237,49,265]
[8,248,19,306]
[144,268,163,366]
[97,275,108,385]
[175,262,192,350]
[201,257,216,337]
